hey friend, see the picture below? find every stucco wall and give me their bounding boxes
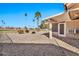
[66,20,79,29]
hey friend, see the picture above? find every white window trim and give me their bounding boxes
[74,29,76,34]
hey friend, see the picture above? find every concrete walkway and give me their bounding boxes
[51,36,79,55]
[7,33,57,45]
[0,33,79,55]
[0,33,12,43]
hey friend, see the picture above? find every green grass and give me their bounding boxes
[0,30,17,33]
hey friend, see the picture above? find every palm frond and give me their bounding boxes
[25,13,27,16]
[1,20,5,24]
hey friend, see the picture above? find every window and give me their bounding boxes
[69,29,74,34]
[76,29,79,34]
[69,29,79,34]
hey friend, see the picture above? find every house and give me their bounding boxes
[44,3,79,39]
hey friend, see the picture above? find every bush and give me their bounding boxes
[25,30,29,33]
[32,31,36,34]
[17,30,24,34]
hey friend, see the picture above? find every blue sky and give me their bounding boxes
[0,3,64,28]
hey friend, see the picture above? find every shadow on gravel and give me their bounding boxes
[42,33,49,37]
[0,43,79,56]
[42,33,79,49]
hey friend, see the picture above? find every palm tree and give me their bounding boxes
[34,11,41,31]
[24,13,28,27]
[1,20,5,28]
[24,13,28,33]
[1,20,5,30]
[25,13,27,16]
[1,20,5,25]
[40,20,48,29]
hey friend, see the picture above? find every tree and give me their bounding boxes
[34,11,41,31]
[25,13,27,16]
[1,20,5,29]
[24,13,28,28]
[24,26,27,29]
[40,20,48,29]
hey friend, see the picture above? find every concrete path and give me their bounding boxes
[0,33,12,43]
[51,36,79,55]
[7,33,58,46]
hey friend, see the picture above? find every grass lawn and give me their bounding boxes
[0,30,17,33]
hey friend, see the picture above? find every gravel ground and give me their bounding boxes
[0,33,79,56]
[0,43,79,56]
[43,33,79,48]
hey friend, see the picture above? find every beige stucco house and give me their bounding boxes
[44,3,79,39]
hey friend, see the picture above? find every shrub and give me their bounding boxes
[17,30,24,34]
[25,30,29,33]
[32,31,36,34]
